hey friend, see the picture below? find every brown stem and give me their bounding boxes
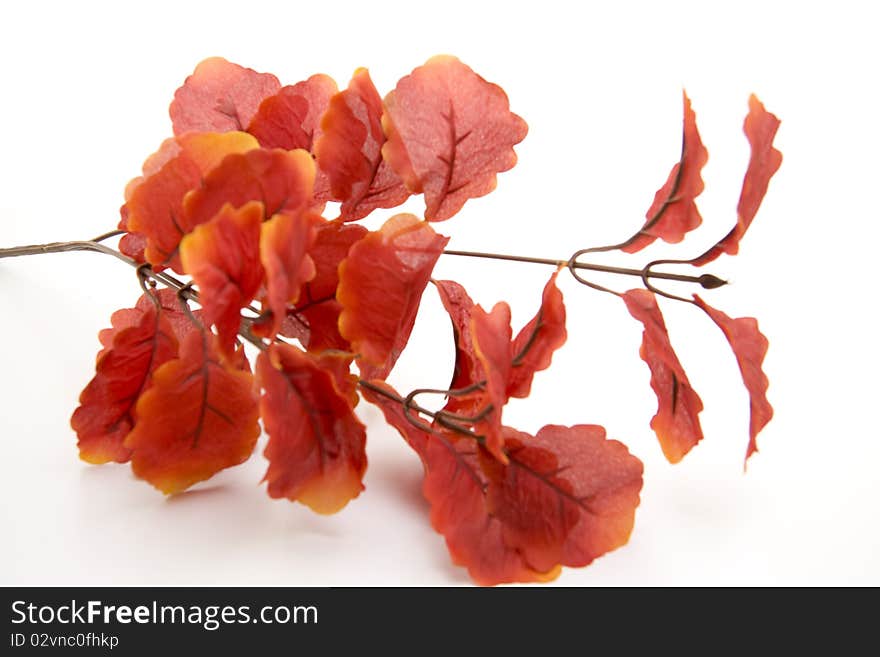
[0,237,268,352]
[0,240,134,265]
[442,249,723,289]
[356,379,481,441]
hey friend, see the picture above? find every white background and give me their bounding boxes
[1,1,877,586]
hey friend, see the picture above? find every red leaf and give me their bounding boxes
[311,350,360,408]
[306,221,369,300]
[421,432,561,585]
[360,383,551,584]
[282,302,347,354]
[170,57,281,135]
[179,201,265,356]
[246,75,337,204]
[470,302,513,463]
[507,271,567,398]
[623,289,704,463]
[96,308,144,363]
[124,328,260,494]
[256,211,319,339]
[433,279,481,400]
[315,68,410,221]
[96,290,195,365]
[72,299,179,465]
[694,295,773,466]
[337,214,448,377]
[124,132,259,272]
[433,274,566,446]
[247,74,337,150]
[624,91,708,253]
[136,288,205,344]
[117,204,147,263]
[692,95,782,266]
[257,343,366,514]
[486,425,643,575]
[118,232,148,264]
[277,220,368,352]
[183,148,319,229]
[363,386,643,586]
[382,56,528,220]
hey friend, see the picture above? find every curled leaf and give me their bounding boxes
[382,56,528,220]
[315,68,410,220]
[624,91,708,253]
[470,302,513,463]
[72,299,179,464]
[179,201,265,356]
[694,295,773,466]
[623,289,704,463]
[507,271,567,398]
[434,274,567,445]
[337,214,448,378]
[257,343,366,514]
[257,211,319,339]
[124,328,260,494]
[124,131,260,271]
[433,279,480,402]
[170,57,281,135]
[693,95,782,265]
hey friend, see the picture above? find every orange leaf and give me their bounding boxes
[623,289,704,463]
[382,56,528,220]
[623,91,708,253]
[470,302,513,464]
[72,298,179,465]
[256,211,319,339]
[183,148,318,228]
[124,132,259,272]
[124,328,260,494]
[507,271,567,398]
[179,201,265,356]
[247,74,337,151]
[337,214,448,377]
[257,343,366,514]
[693,95,782,265]
[315,68,410,221]
[170,57,281,135]
[694,295,773,466]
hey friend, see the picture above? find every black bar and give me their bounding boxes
[0,587,870,652]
